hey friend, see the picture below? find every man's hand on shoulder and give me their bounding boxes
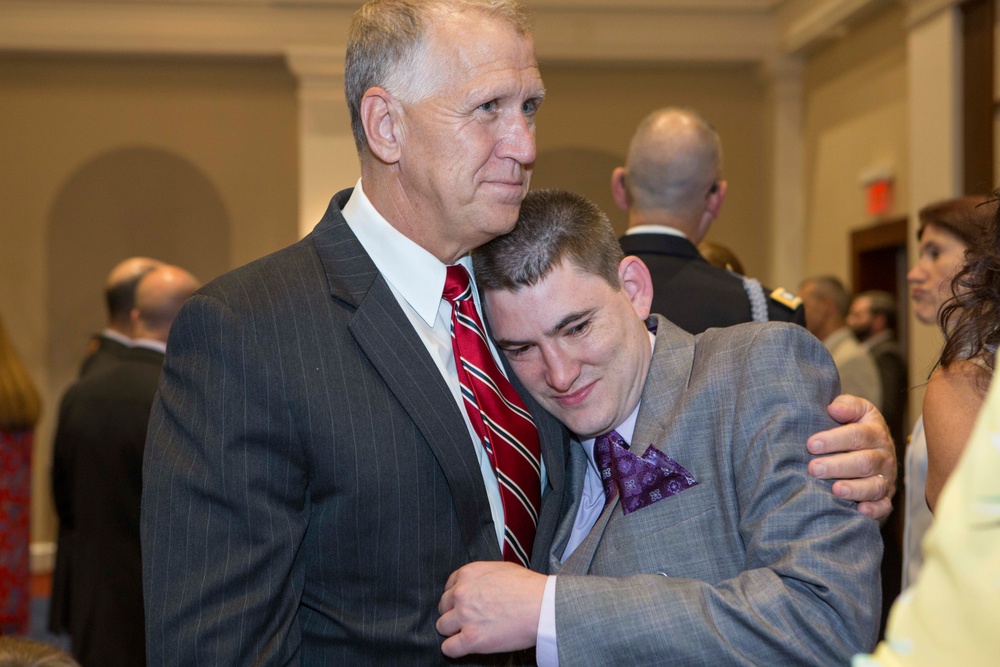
[437,562,546,658]
[807,394,896,521]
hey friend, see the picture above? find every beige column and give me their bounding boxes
[286,47,360,239]
[762,55,807,291]
[906,1,962,419]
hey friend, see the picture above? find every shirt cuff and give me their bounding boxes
[536,575,559,667]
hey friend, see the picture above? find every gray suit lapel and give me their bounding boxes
[632,316,697,457]
[549,440,588,571]
[312,191,502,562]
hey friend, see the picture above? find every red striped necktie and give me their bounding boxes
[443,264,542,567]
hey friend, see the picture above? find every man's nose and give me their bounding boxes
[543,348,579,393]
[496,113,536,166]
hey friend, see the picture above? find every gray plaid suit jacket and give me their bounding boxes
[549,315,881,665]
[140,189,567,665]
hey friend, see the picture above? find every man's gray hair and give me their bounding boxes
[344,0,531,152]
[474,189,623,292]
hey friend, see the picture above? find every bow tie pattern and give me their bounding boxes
[601,441,698,516]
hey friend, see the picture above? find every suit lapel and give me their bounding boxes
[632,316,696,458]
[548,439,589,572]
[312,190,501,562]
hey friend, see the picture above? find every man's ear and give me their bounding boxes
[128,308,141,336]
[611,167,630,212]
[708,179,728,217]
[360,87,402,164]
[693,179,728,244]
[619,256,653,320]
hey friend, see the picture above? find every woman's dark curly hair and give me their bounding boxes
[938,194,1000,388]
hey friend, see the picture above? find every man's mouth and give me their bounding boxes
[552,381,595,408]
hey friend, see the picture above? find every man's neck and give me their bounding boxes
[627,213,696,241]
[360,172,469,265]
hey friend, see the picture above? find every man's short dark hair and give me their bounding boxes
[474,189,623,292]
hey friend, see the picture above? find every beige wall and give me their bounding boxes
[802,5,909,284]
[533,63,773,284]
[0,54,299,544]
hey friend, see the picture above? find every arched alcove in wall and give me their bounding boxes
[46,146,231,396]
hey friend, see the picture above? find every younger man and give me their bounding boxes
[437,189,881,665]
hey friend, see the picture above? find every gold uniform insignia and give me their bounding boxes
[770,288,802,310]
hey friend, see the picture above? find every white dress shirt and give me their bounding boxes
[343,178,536,549]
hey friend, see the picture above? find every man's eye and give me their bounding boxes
[522,99,540,115]
[502,345,531,359]
[479,101,497,112]
[567,321,590,336]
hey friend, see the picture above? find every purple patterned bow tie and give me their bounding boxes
[593,431,698,516]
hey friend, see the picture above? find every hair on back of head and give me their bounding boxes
[474,189,623,292]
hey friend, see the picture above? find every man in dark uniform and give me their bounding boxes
[613,108,802,334]
[50,265,199,666]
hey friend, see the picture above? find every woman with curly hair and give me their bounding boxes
[922,194,1000,512]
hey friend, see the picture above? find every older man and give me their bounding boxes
[438,190,881,665]
[142,1,893,663]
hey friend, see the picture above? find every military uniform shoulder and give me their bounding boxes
[768,287,802,312]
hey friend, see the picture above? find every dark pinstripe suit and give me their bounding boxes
[141,189,568,665]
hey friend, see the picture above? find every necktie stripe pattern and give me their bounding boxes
[443,264,542,568]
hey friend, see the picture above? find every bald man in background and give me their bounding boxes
[51,265,199,667]
[51,256,165,638]
[79,256,164,377]
[614,108,803,334]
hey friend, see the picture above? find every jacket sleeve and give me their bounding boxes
[141,292,310,665]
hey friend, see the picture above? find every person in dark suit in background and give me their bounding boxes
[613,107,803,334]
[78,257,164,378]
[141,2,895,664]
[51,265,199,667]
[49,256,164,638]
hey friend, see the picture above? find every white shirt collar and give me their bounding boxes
[131,338,167,354]
[101,329,133,346]
[343,179,469,328]
[624,224,689,240]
